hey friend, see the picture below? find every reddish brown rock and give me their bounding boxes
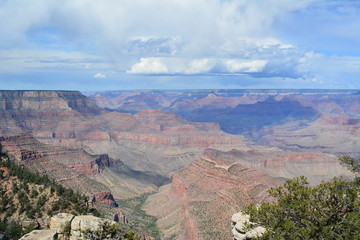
[145,147,353,240]
[145,151,282,240]
[140,234,154,240]
[114,209,128,224]
[91,192,118,207]
[0,133,111,196]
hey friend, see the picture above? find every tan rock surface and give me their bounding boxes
[19,229,57,240]
[49,213,75,234]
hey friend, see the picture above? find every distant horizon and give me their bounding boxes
[1,88,360,92]
[0,0,359,90]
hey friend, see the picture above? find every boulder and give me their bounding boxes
[231,212,266,240]
[20,213,119,240]
[19,229,57,240]
[49,213,74,234]
[21,219,40,229]
[71,215,117,238]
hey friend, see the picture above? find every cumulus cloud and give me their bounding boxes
[127,57,269,75]
[127,58,169,74]
[94,73,106,78]
[186,59,216,74]
[0,0,359,88]
[224,60,267,73]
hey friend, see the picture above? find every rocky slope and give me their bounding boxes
[0,151,104,239]
[0,133,111,197]
[144,148,352,240]
[144,149,282,240]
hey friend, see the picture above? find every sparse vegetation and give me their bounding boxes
[81,221,141,240]
[118,193,161,240]
[0,150,101,239]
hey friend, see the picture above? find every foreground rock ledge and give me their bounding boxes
[231,212,266,240]
[20,213,117,240]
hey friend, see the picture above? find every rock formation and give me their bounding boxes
[20,213,118,240]
[114,209,128,224]
[145,147,352,240]
[231,212,265,240]
[19,229,58,240]
[91,192,118,207]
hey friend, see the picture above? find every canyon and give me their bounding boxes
[0,90,358,239]
[89,89,360,154]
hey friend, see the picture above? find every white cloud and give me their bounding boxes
[127,58,169,74]
[224,59,267,73]
[0,0,359,88]
[94,73,106,78]
[186,58,216,74]
[127,57,269,75]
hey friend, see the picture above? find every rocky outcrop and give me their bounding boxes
[70,215,117,239]
[20,229,57,240]
[231,213,265,240]
[91,192,118,207]
[21,213,118,240]
[49,213,75,236]
[114,209,128,224]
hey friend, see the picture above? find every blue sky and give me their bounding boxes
[0,0,359,90]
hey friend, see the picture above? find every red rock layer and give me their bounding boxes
[145,147,353,240]
[114,209,128,224]
[145,150,282,240]
[0,91,241,150]
[91,192,118,207]
[0,133,117,207]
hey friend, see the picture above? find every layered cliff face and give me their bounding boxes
[144,149,282,240]
[2,89,357,239]
[144,148,352,240]
[0,90,243,198]
[88,90,360,155]
[0,133,115,203]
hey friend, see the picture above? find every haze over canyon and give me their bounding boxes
[0,89,357,239]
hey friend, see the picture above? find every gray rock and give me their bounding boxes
[21,219,39,229]
[49,213,74,234]
[231,212,266,240]
[19,229,57,240]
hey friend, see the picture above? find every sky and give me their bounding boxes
[0,0,359,90]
